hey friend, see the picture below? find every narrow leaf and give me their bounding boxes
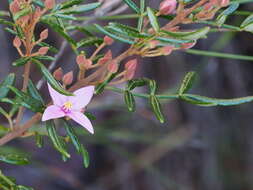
[147,7,159,32]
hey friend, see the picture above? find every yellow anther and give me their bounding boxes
[63,101,73,109]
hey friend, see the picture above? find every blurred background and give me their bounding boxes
[1,0,253,189]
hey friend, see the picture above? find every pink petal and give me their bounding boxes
[47,83,67,106]
[67,111,94,134]
[42,105,65,121]
[70,86,95,110]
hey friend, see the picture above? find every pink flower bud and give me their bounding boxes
[159,0,177,15]
[44,0,55,9]
[19,15,30,24]
[38,47,49,55]
[84,59,92,69]
[62,71,73,86]
[104,36,114,45]
[34,7,42,21]
[40,29,48,40]
[161,46,173,55]
[203,2,213,11]
[125,59,137,71]
[181,41,196,49]
[220,0,229,7]
[148,40,159,49]
[124,69,136,80]
[107,61,118,73]
[97,50,112,65]
[76,54,86,65]
[9,1,20,14]
[53,67,63,81]
[13,36,21,48]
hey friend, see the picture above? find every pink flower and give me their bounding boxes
[42,83,95,134]
[159,0,177,15]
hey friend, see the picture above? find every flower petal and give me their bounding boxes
[67,111,94,134]
[42,105,65,121]
[47,83,67,106]
[70,86,95,110]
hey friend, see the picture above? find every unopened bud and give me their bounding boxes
[62,71,73,86]
[40,29,48,40]
[107,61,118,73]
[13,36,21,48]
[159,0,177,15]
[181,41,196,49]
[125,59,137,71]
[38,47,49,55]
[124,69,136,80]
[34,7,42,21]
[161,46,173,55]
[53,68,63,81]
[104,36,114,45]
[220,0,229,7]
[97,50,112,65]
[76,54,92,69]
[44,0,55,9]
[9,1,20,14]
[148,40,159,49]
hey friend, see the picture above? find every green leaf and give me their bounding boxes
[63,121,82,153]
[178,72,196,95]
[127,78,147,90]
[46,121,70,158]
[95,24,135,44]
[183,93,253,106]
[137,0,145,32]
[28,80,44,104]
[33,55,55,61]
[35,132,43,148]
[8,86,44,113]
[95,74,117,95]
[13,7,31,21]
[77,37,103,48]
[149,95,165,123]
[124,90,136,112]
[148,80,157,95]
[12,57,31,67]
[0,154,29,165]
[43,19,77,47]
[58,2,101,14]
[108,22,147,38]
[241,14,253,32]
[60,0,85,9]
[0,73,15,99]
[33,59,73,96]
[80,145,89,168]
[122,0,140,13]
[216,3,239,26]
[0,18,14,26]
[147,7,159,32]
[160,27,210,40]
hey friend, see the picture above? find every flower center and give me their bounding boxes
[61,101,73,113]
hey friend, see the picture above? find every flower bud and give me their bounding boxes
[220,0,230,7]
[13,36,21,48]
[181,41,196,49]
[124,69,136,80]
[44,0,55,9]
[62,71,73,86]
[53,67,63,81]
[97,50,112,65]
[125,59,137,71]
[40,29,48,40]
[104,36,114,45]
[107,61,118,73]
[38,47,49,55]
[148,40,159,49]
[161,46,173,55]
[159,0,177,15]
[76,54,92,69]
[76,54,86,65]
[9,1,20,14]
